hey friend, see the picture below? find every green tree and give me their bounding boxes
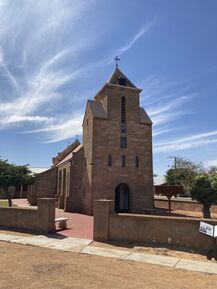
[0,158,36,207]
[165,157,204,195]
[208,166,217,174]
[191,174,217,218]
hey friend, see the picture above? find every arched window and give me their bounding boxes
[122,155,126,167]
[121,96,126,124]
[58,170,62,195]
[66,171,70,196]
[108,154,112,167]
[62,169,66,195]
[135,156,139,168]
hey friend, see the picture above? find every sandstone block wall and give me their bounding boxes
[84,84,154,214]
[28,168,57,205]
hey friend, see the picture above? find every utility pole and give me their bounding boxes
[169,156,177,185]
[174,157,177,185]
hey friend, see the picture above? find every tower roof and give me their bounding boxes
[107,67,138,89]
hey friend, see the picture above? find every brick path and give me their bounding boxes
[12,199,93,240]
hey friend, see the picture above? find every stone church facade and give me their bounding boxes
[32,67,154,215]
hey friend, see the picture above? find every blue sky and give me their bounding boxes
[0,0,217,176]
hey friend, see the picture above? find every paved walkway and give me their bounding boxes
[0,232,217,275]
[12,199,93,239]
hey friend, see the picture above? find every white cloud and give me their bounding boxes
[0,4,157,143]
[80,19,157,71]
[139,74,196,137]
[154,130,217,153]
[0,0,97,133]
[27,114,83,143]
[152,128,173,137]
[204,160,217,168]
[116,19,156,54]
[148,96,190,117]
[0,46,19,89]
[0,115,53,126]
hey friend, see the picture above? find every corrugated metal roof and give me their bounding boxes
[29,167,49,174]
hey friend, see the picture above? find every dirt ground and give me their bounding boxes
[0,242,217,289]
[0,228,212,263]
[92,240,212,262]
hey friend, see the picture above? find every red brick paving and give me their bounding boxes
[55,210,93,240]
[11,198,217,240]
[12,199,93,240]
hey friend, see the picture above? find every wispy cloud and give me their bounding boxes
[80,18,157,71]
[0,1,157,143]
[0,0,98,134]
[0,115,52,127]
[139,74,196,137]
[0,47,19,90]
[154,130,217,153]
[204,160,217,168]
[138,72,217,158]
[115,19,156,54]
[27,113,83,143]
[152,128,173,137]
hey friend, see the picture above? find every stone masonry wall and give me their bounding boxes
[82,103,94,214]
[91,86,154,213]
[65,147,84,212]
[28,168,57,205]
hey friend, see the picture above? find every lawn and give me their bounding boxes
[0,200,17,207]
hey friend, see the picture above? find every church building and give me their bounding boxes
[31,66,154,215]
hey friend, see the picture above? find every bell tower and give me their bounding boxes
[82,64,154,214]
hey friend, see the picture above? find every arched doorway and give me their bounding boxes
[115,183,129,213]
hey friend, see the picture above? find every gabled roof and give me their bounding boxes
[87,100,107,119]
[139,107,152,125]
[52,140,81,166]
[107,67,137,89]
[57,144,83,166]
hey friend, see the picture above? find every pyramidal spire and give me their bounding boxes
[107,67,137,89]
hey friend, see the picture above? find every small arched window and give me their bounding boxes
[122,155,126,167]
[62,169,66,195]
[135,156,139,168]
[108,154,112,167]
[58,170,62,194]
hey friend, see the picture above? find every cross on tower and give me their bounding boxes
[114,56,120,68]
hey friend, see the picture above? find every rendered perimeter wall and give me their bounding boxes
[0,198,55,234]
[94,200,217,251]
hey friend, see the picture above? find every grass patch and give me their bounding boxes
[0,200,17,207]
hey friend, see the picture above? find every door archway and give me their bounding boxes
[115,183,129,213]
